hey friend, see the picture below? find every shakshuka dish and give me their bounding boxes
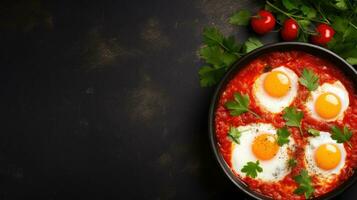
[214,50,357,199]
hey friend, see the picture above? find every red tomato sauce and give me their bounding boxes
[215,51,357,199]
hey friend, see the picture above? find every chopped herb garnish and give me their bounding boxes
[299,68,319,91]
[277,127,290,146]
[225,92,260,118]
[283,107,304,136]
[294,169,314,199]
[241,160,263,178]
[227,126,241,144]
[331,125,353,147]
[307,128,320,136]
[288,158,297,168]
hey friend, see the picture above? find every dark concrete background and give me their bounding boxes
[0,0,355,199]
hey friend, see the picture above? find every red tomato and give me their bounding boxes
[281,18,299,41]
[250,10,276,35]
[311,24,335,45]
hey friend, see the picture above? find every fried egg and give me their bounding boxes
[305,131,346,182]
[231,123,295,182]
[305,81,349,122]
[253,66,298,113]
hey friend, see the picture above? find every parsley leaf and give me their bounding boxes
[277,127,290,146]
[227,126,241,144]
[222,36,242,54]
[202,27,224,47]
[335,0,348,10]
[198,28,263,88]
[202,27,241,55]
[346,57,357,65]
[332,17,349,32]
[299,68,319,91]
[288,158,297,168]
[199,46,224,66]
[307,128,320,136]
[198,66,226,87]
[225,93,249,115]
[225,92,260,118]
[243,37,263,53]
[282,0,298,10]
[331,125,353,147]
[229,10,251,26]
[294,170,314,199]
[241,160,263,178]
[198,27,241,87]
[283,107,303,135]
[300,5,316,19]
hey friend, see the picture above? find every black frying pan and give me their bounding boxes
[208,42,357,200]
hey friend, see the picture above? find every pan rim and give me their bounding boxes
[208,42,357,200]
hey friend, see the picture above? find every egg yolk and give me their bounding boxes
[315,92,341,119]
[263,71,291,98]
[252,133,279,160]
[315,143,341,170]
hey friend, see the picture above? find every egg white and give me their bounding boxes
[304,132,346,182]
[305,81,349,122]
[231,123,295,182]
[253,66,298,113]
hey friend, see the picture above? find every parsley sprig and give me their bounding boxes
[225,92,260,118]
[288,158,297,168]
[307,128,320,136]
[241,160,263,178]
[229,1,357,65]
[277,127,290,146]
[294,169,314,199]
[263,0,357,64]
[299,68,319,91]
[198,28,262,87]
[283,107,304,136]
[227,126,241,144]
[199,0,357,88]
[331,125,353,147]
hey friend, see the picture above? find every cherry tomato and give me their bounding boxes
[311,24,335,45]
[281,18,299,41]
[250,10,276,35]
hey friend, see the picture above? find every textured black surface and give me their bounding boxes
[0,0,355,199]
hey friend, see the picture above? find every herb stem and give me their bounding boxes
[205,35,244,57]
[206,35,231,52]
[347,141,352,148]
[233,52,244,57]
[205,35,243,57]
[349,22,357,30]
[266,1,327,24]
[299,126,303,137]
[248,110,261,118]
[315,3,330,24]
[296,22,317,35]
